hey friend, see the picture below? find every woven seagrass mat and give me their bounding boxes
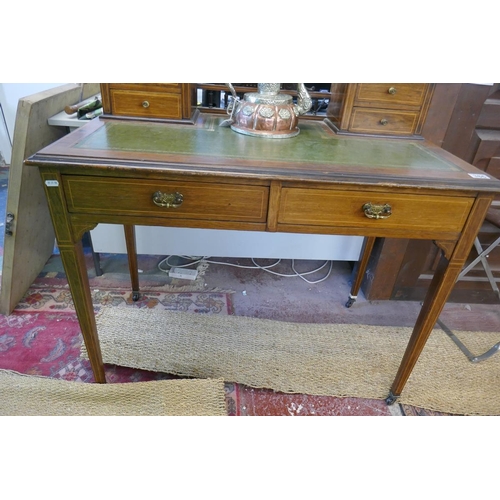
[0,369,227,416]
[84,307,500,416]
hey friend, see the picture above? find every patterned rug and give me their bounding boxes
[32,253,216,293]
[0,288,232,387]
[14,285,232,314]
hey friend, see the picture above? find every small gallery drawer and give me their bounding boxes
[108,83,182,93]
[278,188,473,235]
[349,108,419,135]
[354,83,428,108]
[110,90,182,119]
[63,176,269,223]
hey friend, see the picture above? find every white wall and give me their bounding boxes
[90,225,364,261]
[0,83,65,164]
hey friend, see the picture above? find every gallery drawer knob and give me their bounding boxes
[362,202,392,219]
[388,87,397,95]
[152,191,183,208]
[380,118,389,125]
[142,100,150,108]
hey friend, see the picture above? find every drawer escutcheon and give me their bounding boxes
[152,191,184,208]
[363,202,392,219]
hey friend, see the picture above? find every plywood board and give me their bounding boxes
[0,83,98,315]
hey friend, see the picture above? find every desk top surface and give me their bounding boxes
[28,114,500,193]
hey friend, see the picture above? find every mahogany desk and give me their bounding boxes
[26,114,500,404]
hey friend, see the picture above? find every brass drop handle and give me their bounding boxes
[380,119,389,125]
[388,87,397,95]
[142,101,150,108]
[152,191,183,208]
[362,202,392,219]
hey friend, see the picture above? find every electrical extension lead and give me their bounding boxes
[157,255,333,284]
[168,267,198,280]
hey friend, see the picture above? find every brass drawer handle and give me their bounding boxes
[388,87,397,95]
[152,191,183,208]
[380,118,389,125]
[142,100,150,108]
[363,203,392,219]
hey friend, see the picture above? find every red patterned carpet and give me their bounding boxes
[0,287,231,384]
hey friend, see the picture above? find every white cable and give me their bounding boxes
[291,259,333,284]
[158,255,282,271]
[157,255,333,284]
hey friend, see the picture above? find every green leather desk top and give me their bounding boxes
[74,117,457,171]
[28,115,500,193]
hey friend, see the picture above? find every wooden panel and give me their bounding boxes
[181,83,196,119]
[391,224,500,304]
[421,83,462,147]
[486,157,500,179]
[108,83,182,93]
[349,108,419,135]
[325,83,348,129]
[110,90,182,119]
[477,90,500,129]
[339,84,357,131]
[363,238,411,300]
[355,84,428,108]
[442,83,492,162]
[278,188,473,235]
[471,129,500,171]
[62,176,269,223]
[0,84,86,315]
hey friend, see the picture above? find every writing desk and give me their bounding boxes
[26,114,500,404]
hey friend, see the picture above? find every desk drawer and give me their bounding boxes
[110,90,182,119]
[355,83,428,108]
[108,83,182,93]
[349,108,419,135]
[63,176,269,223]
[278,188,473,233]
